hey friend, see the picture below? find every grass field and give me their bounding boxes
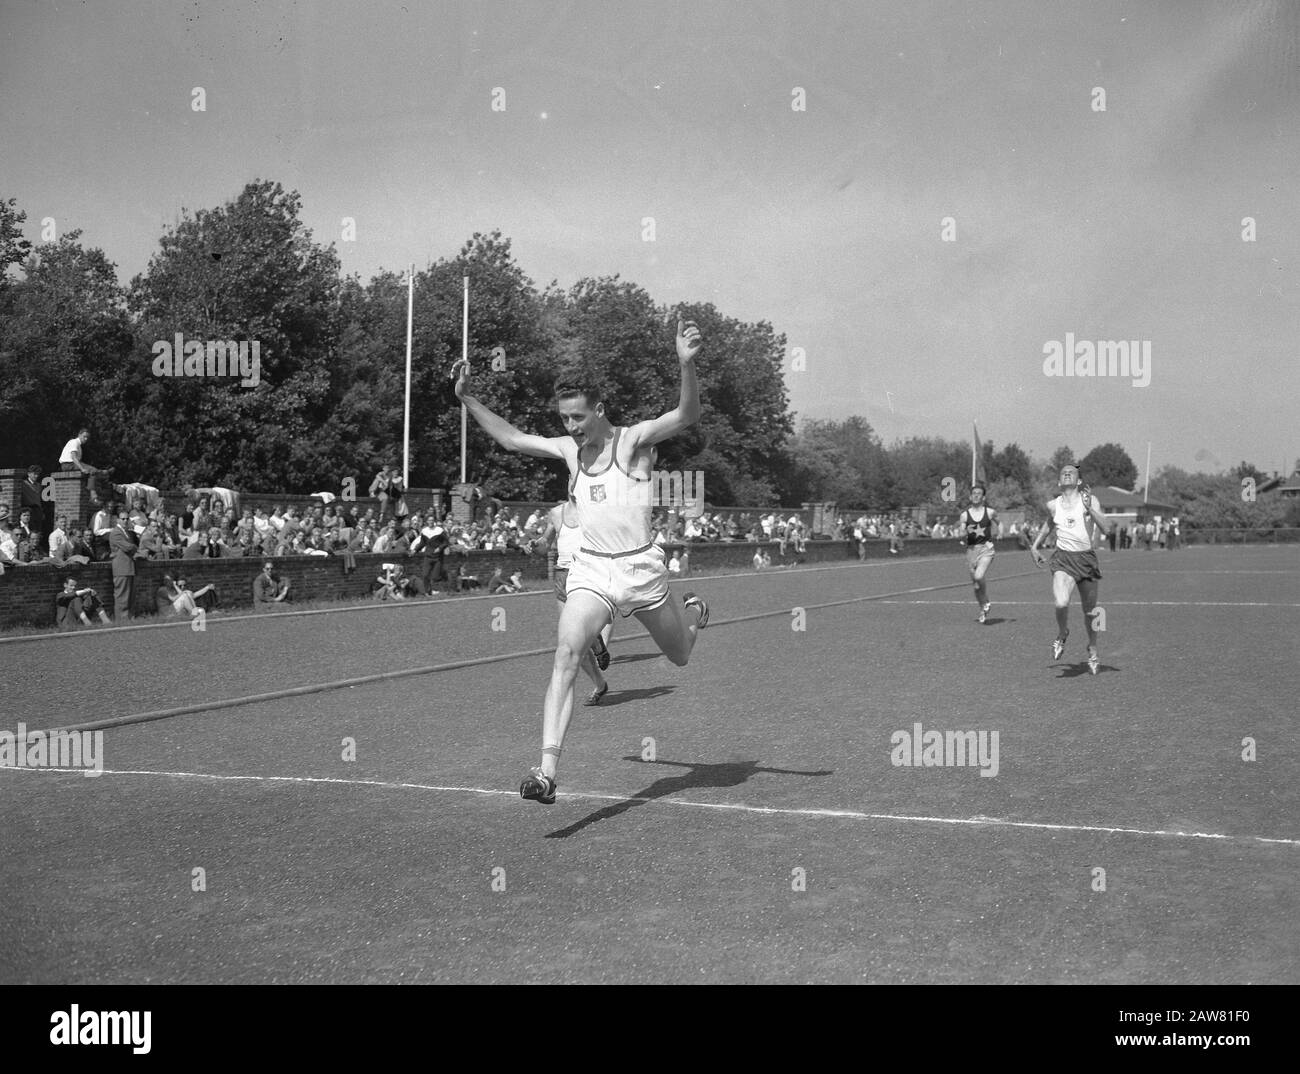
[1,544,1296,984]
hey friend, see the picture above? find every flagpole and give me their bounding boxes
[403,263,414,490]
[1144,442,1151,503]
[460,275,469,485]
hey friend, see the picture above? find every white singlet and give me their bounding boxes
[568,427,653,555]
[1049,493,1099,552]
[555,508,582,569]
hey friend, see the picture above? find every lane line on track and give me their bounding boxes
[3,555,1289,646]
[3,765,1295,848]
[44,571,1043,735]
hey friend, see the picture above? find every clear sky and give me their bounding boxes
[2,0,1297,477]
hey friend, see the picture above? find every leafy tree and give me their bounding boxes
[885,436,968,509]
[122,180,344,489]
[1231,460,1268,482]
[0,230,132,469]
[0,196,33,285]
[540,279,792,505]
[992,443,1033,490]
[1047,445,1075,473]
[414,232,564,498]
[1077,442,1137,490]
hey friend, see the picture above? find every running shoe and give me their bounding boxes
[683,592,709,628]
[978,602,991,624]
[1087,649,1099,676]
[519,767,557,805]
[584,682,609,706]
[1052,636,1066,661]
[591,633,610,671]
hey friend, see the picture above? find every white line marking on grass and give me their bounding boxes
[1109,569,1299,575]
[4,766,1296,848]
[875,599,1300,608]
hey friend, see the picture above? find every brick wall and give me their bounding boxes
[0,536,1020,630]
[0,547,542,629]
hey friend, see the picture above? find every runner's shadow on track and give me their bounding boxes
[609,652,665,666]
[1054,662,1118,678]
[980,617,1014,626]
[597,685,676,707]
[545,757,833,839]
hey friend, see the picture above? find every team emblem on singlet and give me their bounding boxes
[590,485,606,502]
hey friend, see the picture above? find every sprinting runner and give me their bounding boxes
[958,483,997,623]
[1029,465,1110,675]
[453,317,709,804]
[537,497,614,704]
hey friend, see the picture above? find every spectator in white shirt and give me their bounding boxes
[58,428,113,505]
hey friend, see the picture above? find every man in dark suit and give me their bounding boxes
[108,512,140,623]
[21,466,52,552]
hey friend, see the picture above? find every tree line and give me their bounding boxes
[1,185,1293,528]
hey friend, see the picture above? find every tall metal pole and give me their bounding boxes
[403,264,414,490]
[1144,441,1152,503]
[460,275,469,485]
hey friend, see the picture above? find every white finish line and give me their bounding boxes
[4,765,1296,848]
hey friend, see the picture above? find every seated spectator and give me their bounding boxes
[252,561,291,607]
[59,428,113,505]
[68,527,96,563]
[47,515,83,565]
[254,528,275,559]
[235,508,256,546]
[12,506,43,556]
[251,507,272,541]
[205,526,241,558]
[56,577,112,628]
[371,521,399,555]
[668,550,682,575]
[372,562,410,600]
[1,519,31,572]
[157,517,180,558]
[156,574,219,618]
[752,548,765,570]
[91,501,116,560]
[448,564,480,591]
[136,521,166,560]
[182,531,209,559]
[369,465,397,521]
[190,484,240,518]
[303,526,329,555]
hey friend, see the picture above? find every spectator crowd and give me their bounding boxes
[3,449,1186,630]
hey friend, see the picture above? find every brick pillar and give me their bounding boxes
[53,470,94,529]
[0,468,22,522]
[450,482,477,525]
